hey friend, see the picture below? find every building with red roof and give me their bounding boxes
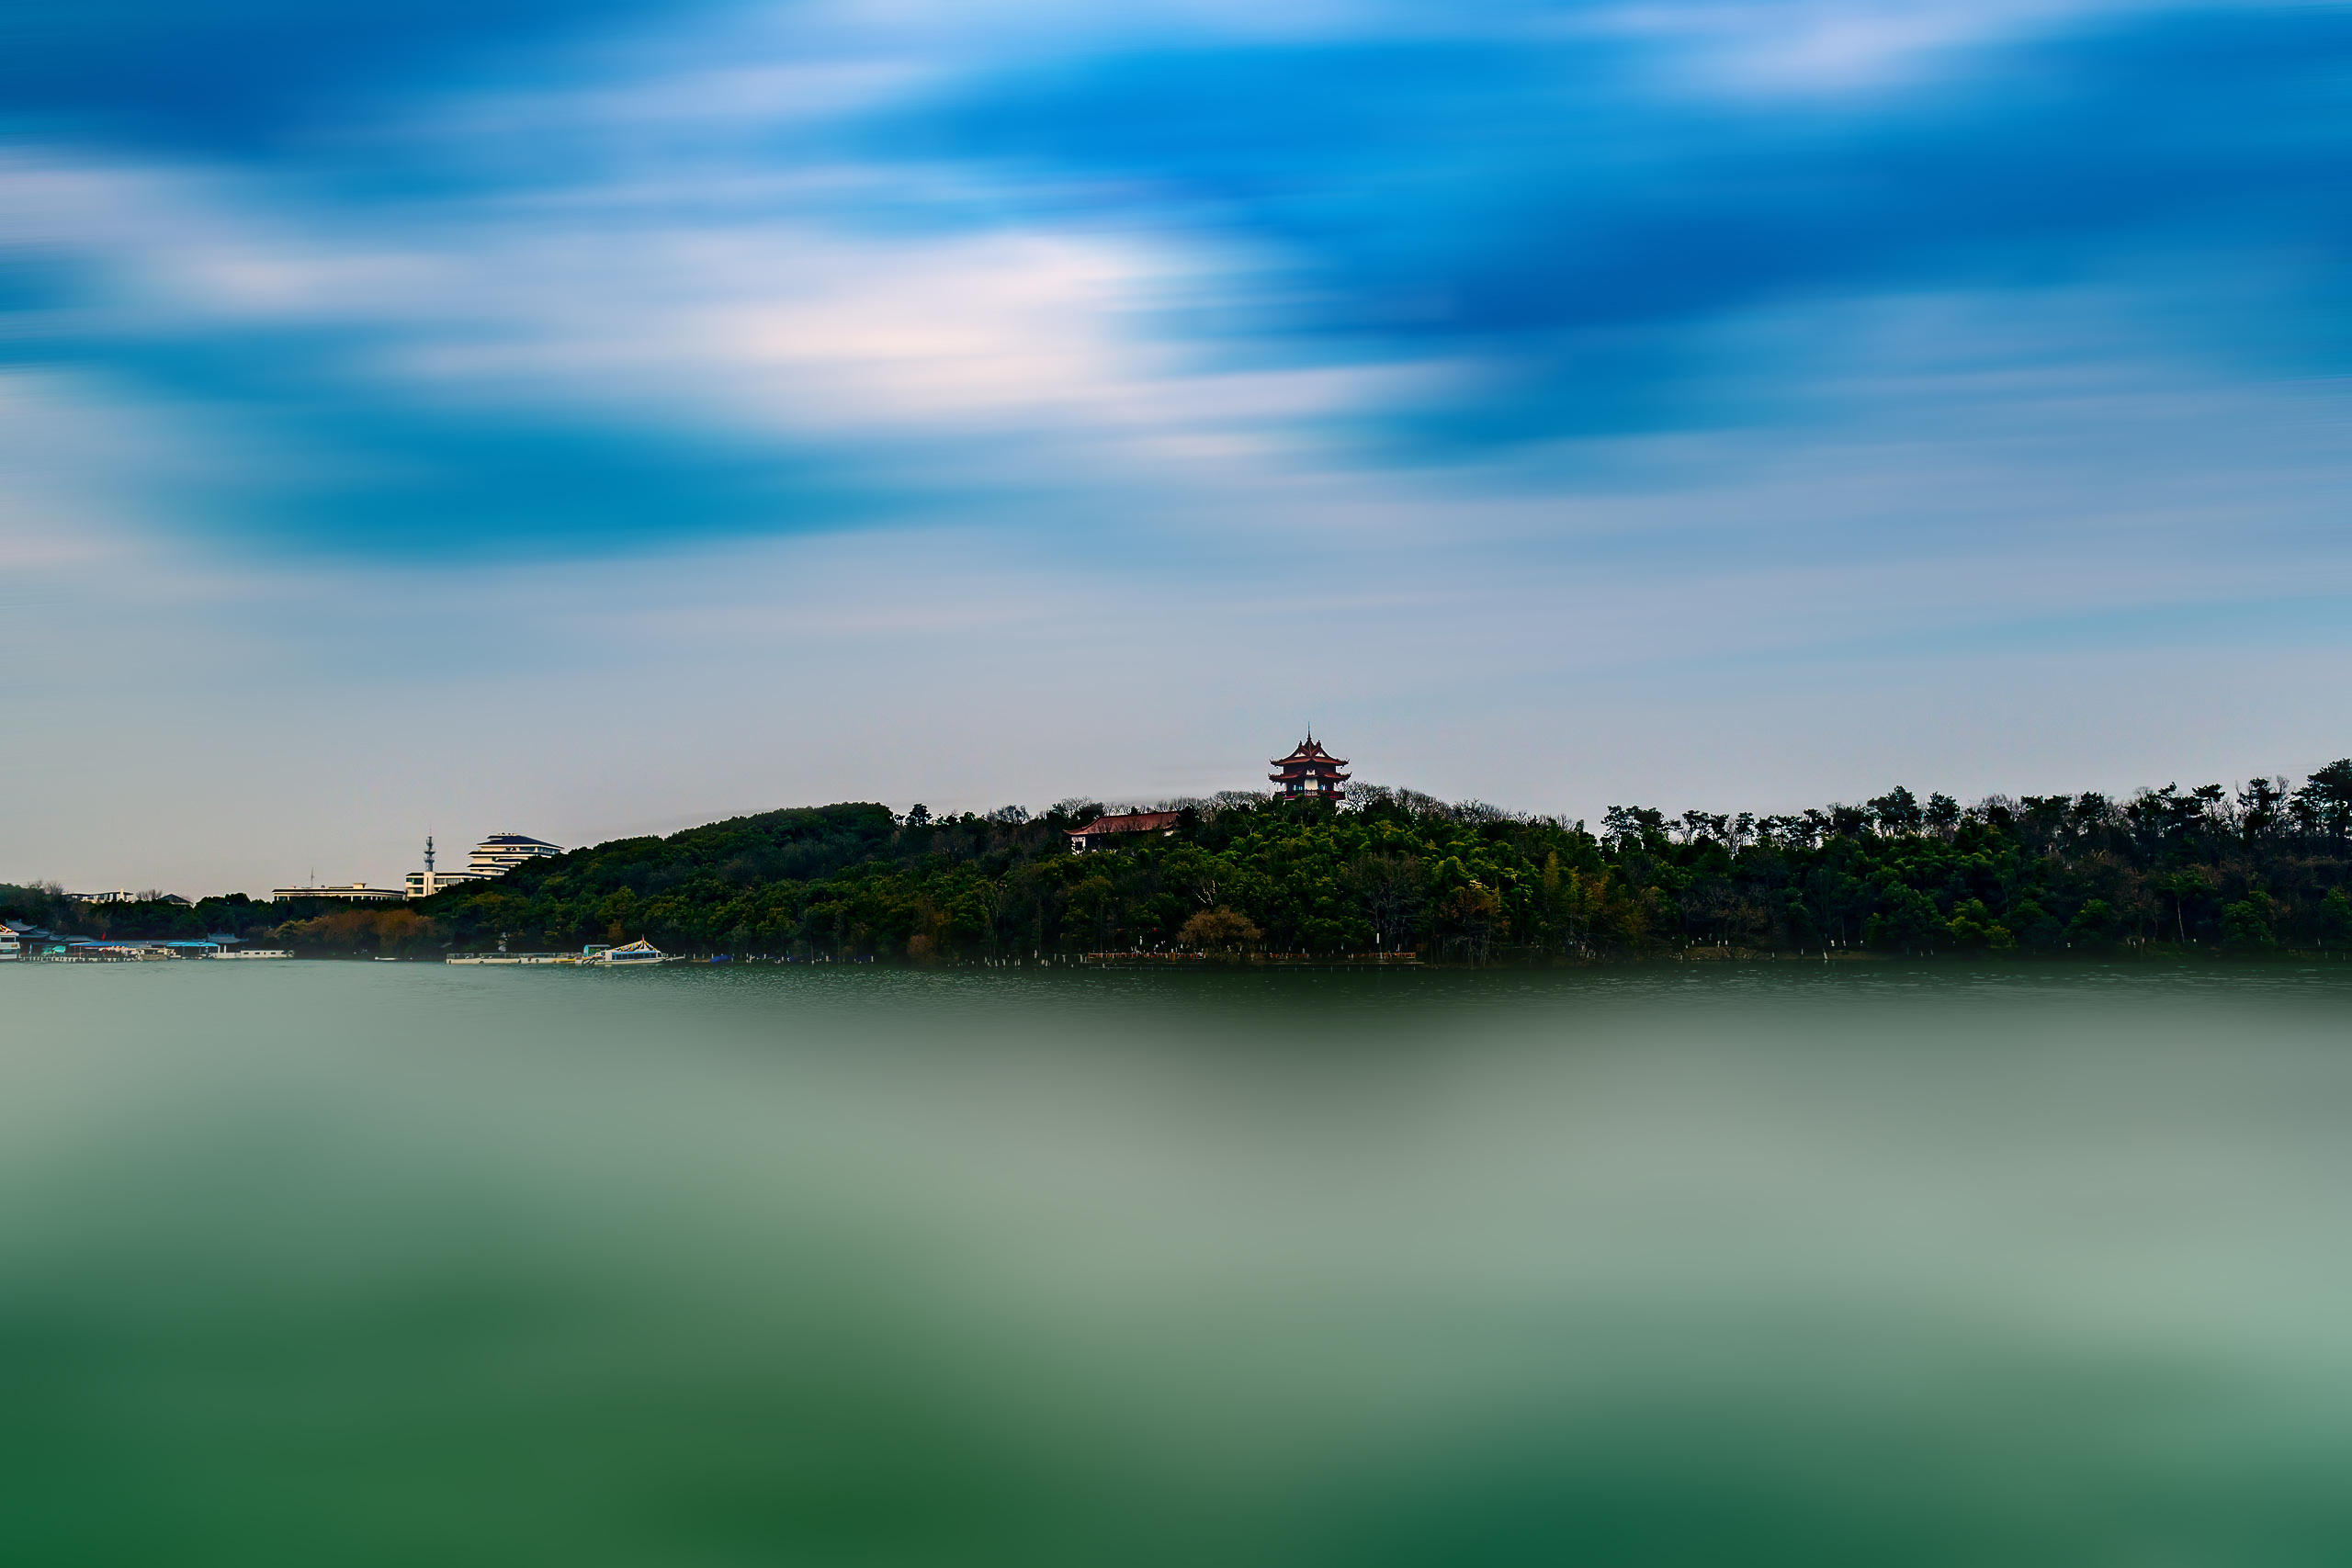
[1269,736,1350,801]
[1066,810,1183,852]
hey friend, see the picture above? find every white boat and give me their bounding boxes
[211,949,292,959]
[586,939,668,966]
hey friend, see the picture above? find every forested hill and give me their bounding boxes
[267,763,2352,961]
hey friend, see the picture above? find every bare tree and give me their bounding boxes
[1177,907,1261,953]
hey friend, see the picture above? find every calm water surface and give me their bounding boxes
[4,963,2350,1564]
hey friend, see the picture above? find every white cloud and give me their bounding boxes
[2,138,1434,508]
[8,0,2352,893]
[1589,0,2166,94]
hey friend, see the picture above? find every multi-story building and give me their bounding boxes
[404,868,489,897]
[404,836,490,898]
[270,884,405,903]
[468,832,563,876]
[1270,736,1351,800]
[401,832,563,897]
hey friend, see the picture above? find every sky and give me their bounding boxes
[3,0,2348,896]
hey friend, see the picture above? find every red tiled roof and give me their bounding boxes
[1271,738,1349,767]
[1066,810,1184,838]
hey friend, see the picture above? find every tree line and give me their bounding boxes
[0,886,289,942]
[14,761,2348,962]
[288,761,2352,960]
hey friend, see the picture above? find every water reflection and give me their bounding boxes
[4,965,2349,1563]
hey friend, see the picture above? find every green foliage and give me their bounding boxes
[0,888,282,942]
[2065,898,2119,951]
[38,758,2304,967]
[1944,899,2013,951]
[0,883,76,931]
[2321,889,2352,950]
[2220,898,2279,954]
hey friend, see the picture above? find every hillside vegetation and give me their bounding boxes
[369,763,2352,962]
[0,886,290,943]
[18,763,2348,963]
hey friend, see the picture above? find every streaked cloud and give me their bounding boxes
[7,1,2346,553]
[4,1,2348,888]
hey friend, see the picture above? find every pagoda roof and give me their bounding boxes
[1271,737,1349,767]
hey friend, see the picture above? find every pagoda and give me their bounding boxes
[1270,736,1350,801]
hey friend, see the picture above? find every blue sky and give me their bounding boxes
[4,0,2348,892]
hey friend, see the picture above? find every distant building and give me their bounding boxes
[1270,736,1351,801]
[270,884,404,903]
[1067,810,1183,852]
[401,832,560,897]
[71,890,188,906]
[468,832,562,876]
[405,869,485,897]
[404,835,490,898]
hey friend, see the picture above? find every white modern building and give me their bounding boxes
[270,884,405,903]
[402,832,562,897]
[469,832,563,875]
[404,836,491,898]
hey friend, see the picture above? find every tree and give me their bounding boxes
[1345,852,1421,950]
[1602,806,1665,851]
[1676,809,1728,845]
[1426,856,1504,962]
[1925,793,1962,835]
[2065,898,2118,951]
[2319,889,2352,952]
[2221,898,2278,954]
[272,908,444,956]
[1161,845,1226,912]
[2151,868,2211,948]
[1868,786,1924,836]
[2071,793,2112,834]
[2293,761,2352,840]
[2236,777,2286,844]
[1945,899,2014,951]
[1865,881,1939,950]
[2007,897,2062,951]
[1177,907,1261,953]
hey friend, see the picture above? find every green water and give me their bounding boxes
[4,963,2351,1565]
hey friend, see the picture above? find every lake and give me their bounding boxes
[5,962,2350,1564]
